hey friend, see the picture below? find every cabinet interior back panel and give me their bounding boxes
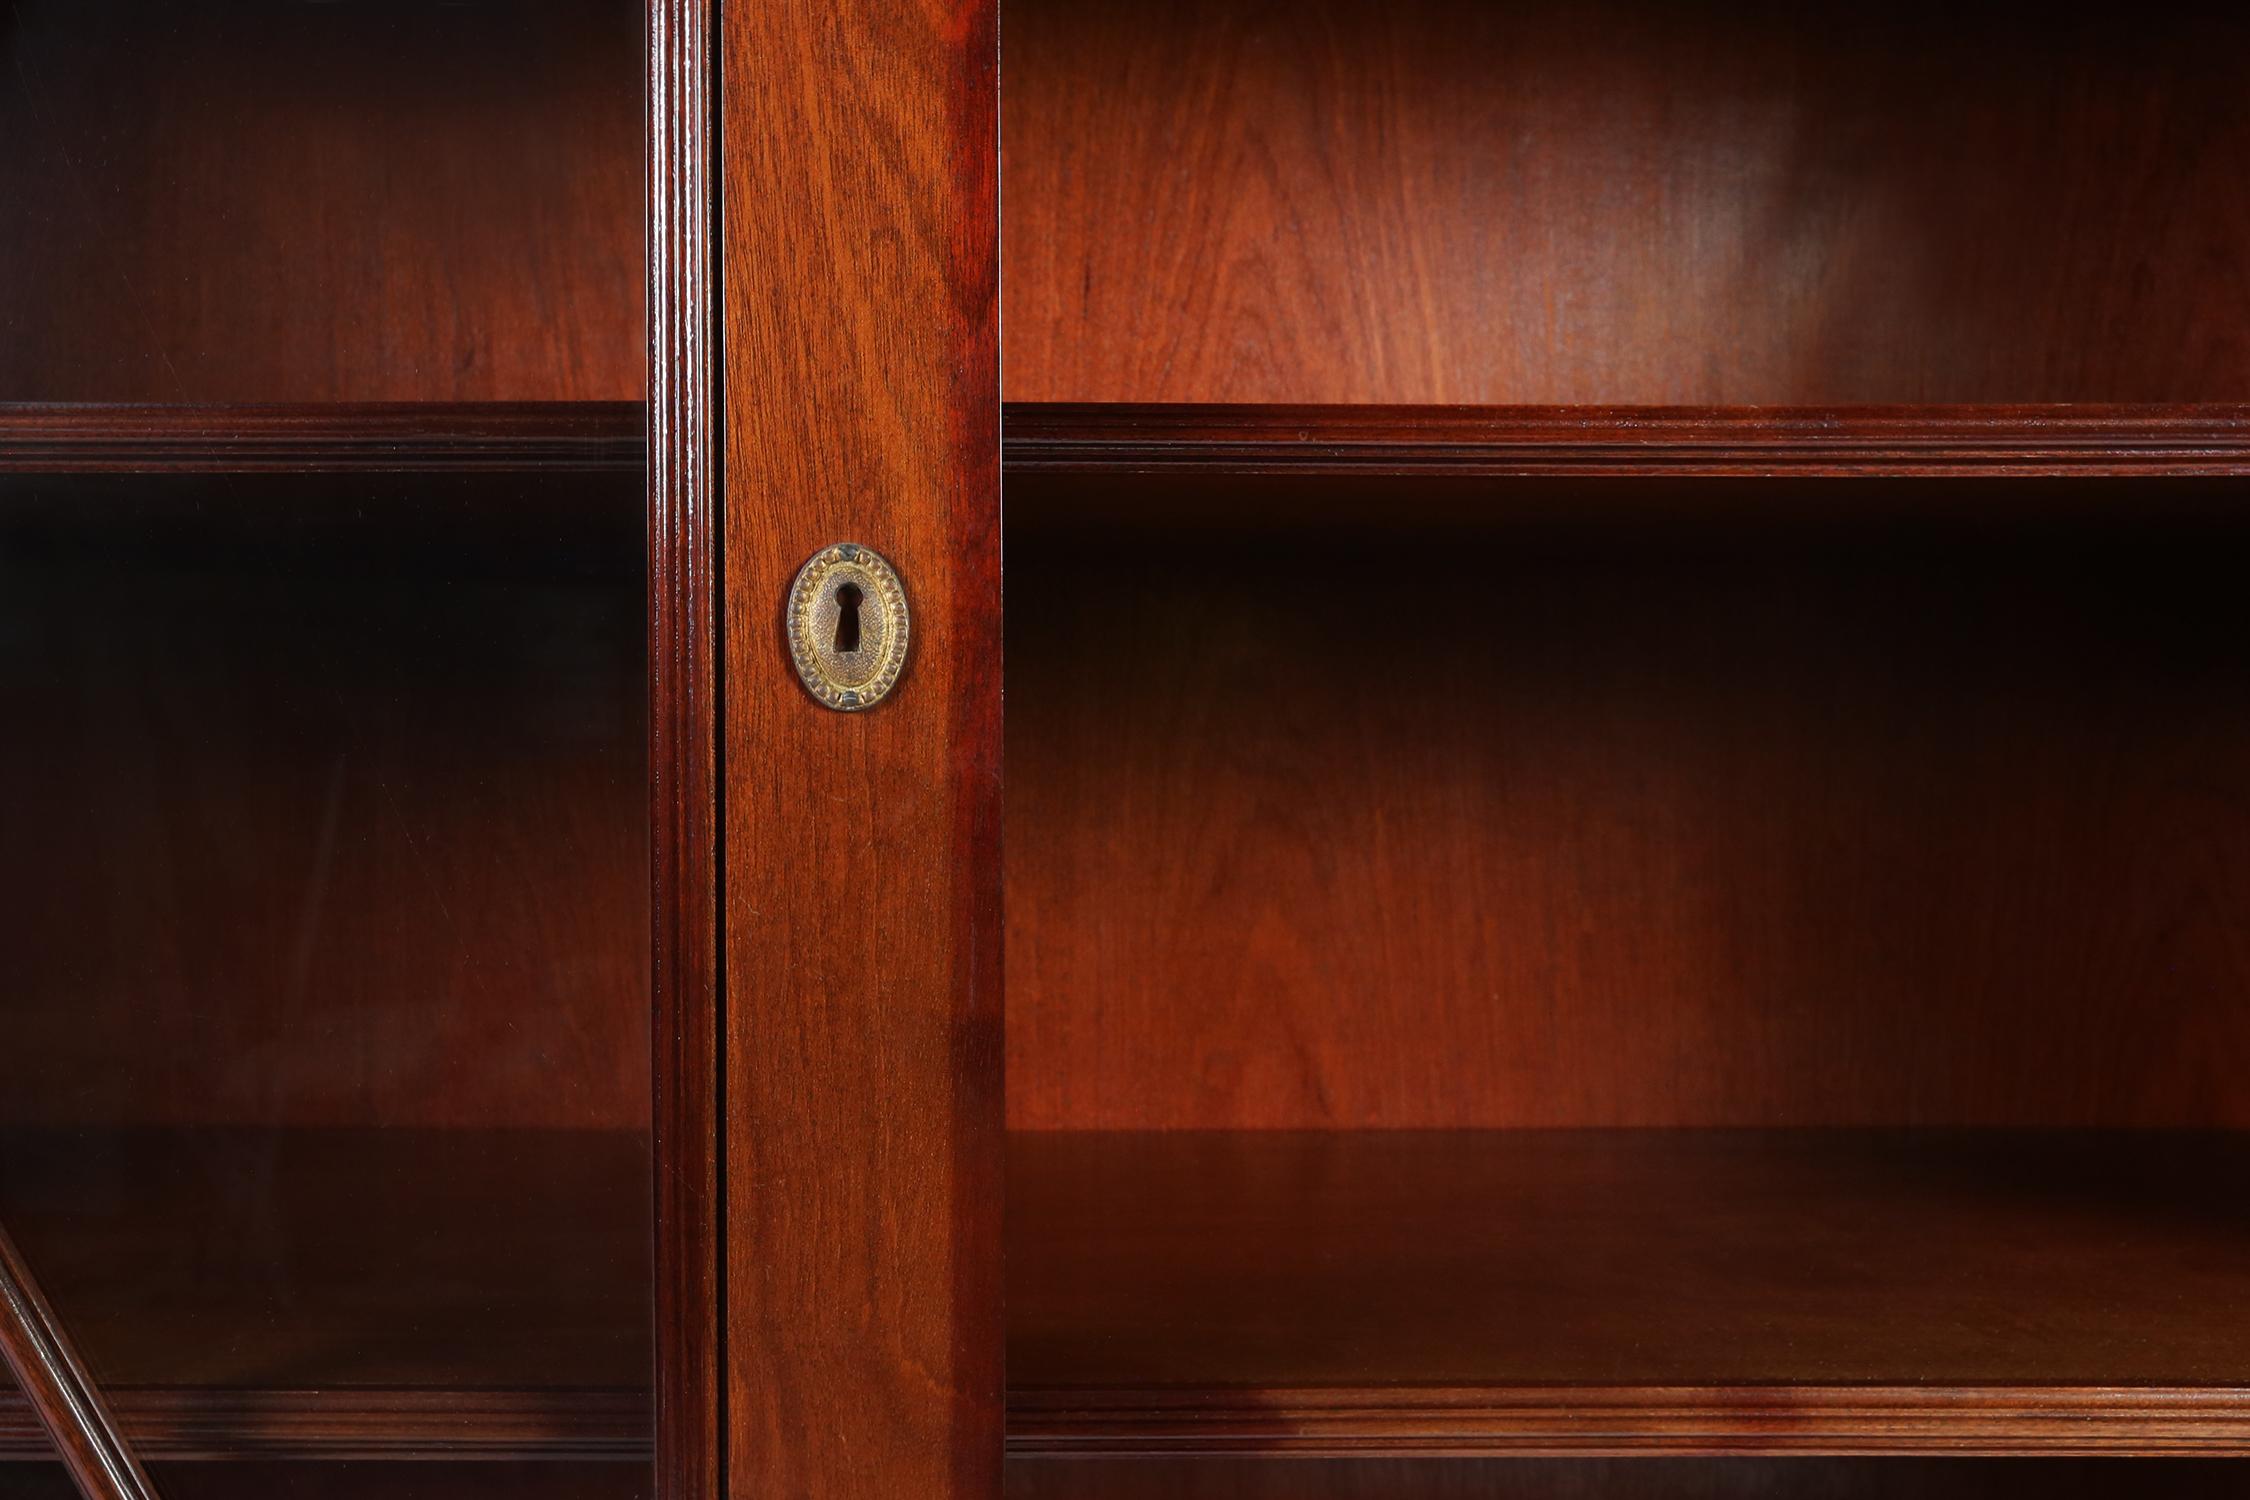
[0,0,643,402]
[0,480,650,1130]
[1004,494,2250,1129]
[1003,0,2250,405]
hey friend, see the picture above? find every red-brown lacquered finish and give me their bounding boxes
[0,1131,648,1462]
[1004,404,2250,477]
[718,0,1004,1493]
[1004,424,2250,1134]
[0,1220,158,1500]
[1005,1,2250,406]
[0,404,642,473]
[0,1,642,404]
[1008,1131,2250,1457]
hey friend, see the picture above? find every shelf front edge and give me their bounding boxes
[0,1387,650,1462]
[1007,1384,2250,1458]
[0,404,645,473]
[1004,404,2250,478]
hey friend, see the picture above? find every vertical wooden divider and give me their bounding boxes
[717,0,1003,1495]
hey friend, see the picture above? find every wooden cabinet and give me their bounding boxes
[5,2,2249,1498]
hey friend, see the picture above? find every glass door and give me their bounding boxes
[1,4,653,1496]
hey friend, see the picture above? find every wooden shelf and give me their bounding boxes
[1004,404,2250,478]
[0,1466,651,1500]
[1003,1457,2250,1500]
[0,1128,650,1461]
[0,403,644,473]
[1007,1130,2250,1457]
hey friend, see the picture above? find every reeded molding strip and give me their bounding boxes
[0,1222,156,1499]
[0,1387,650,1461]
[1005,404,2250,478]
[1008,1384,2250,1458]
[0,403,644,473]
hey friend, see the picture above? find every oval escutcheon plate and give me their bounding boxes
[786,542,911,710]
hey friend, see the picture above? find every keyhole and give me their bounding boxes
[832,582,864,654]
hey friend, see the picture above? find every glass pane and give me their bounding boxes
[0,1,650,1488]
[0,0,640,403]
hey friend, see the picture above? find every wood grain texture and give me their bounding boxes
[1008,1131,2250,1456]
[1005,1458,2250,1499]
[648,0,724,1493]
[1004,0,2250,404]
[720,0,1003,1494]
[0,1129,649,1461]
[1006,498,2250,1129]
[0,0,642,402]
[0,1221,156,1499]
[1005,405,2250,478]
[0,479,648,1130]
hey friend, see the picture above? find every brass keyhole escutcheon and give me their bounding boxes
[787,542,910,710]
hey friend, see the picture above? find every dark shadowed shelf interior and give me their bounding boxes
[0,1131,650,1462]
[0,403,655,1465]
[9,1128,2245,1464]
[1006,1130,2250,1456]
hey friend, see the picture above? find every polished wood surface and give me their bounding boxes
[1004,0,2250,404]
[1006,497,2250,1129]
[0,1129,648,1460]
[0,405,642,474]
[719,0,1003,1493]
[1005,405,2250,479]
[0,1222,156,1499]
[0,479,648,1130]
[1009,1130,2250,1455]
[1006,1458,2250,1499]
[647,1,723,1496]
[0,1,642,402]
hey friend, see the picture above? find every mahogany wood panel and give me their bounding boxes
[0,1221,155,1500]
[1006,495,2250,1128]
[719,0,1002,1494]
[0,1,642,402]
[1003,0,2250,404]
[1006,405,2250,479]
[0,478,648,1130]
[1008,1131,2250,1456]
[1005,1458,2250,1500]
[0,1129,649,1461]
